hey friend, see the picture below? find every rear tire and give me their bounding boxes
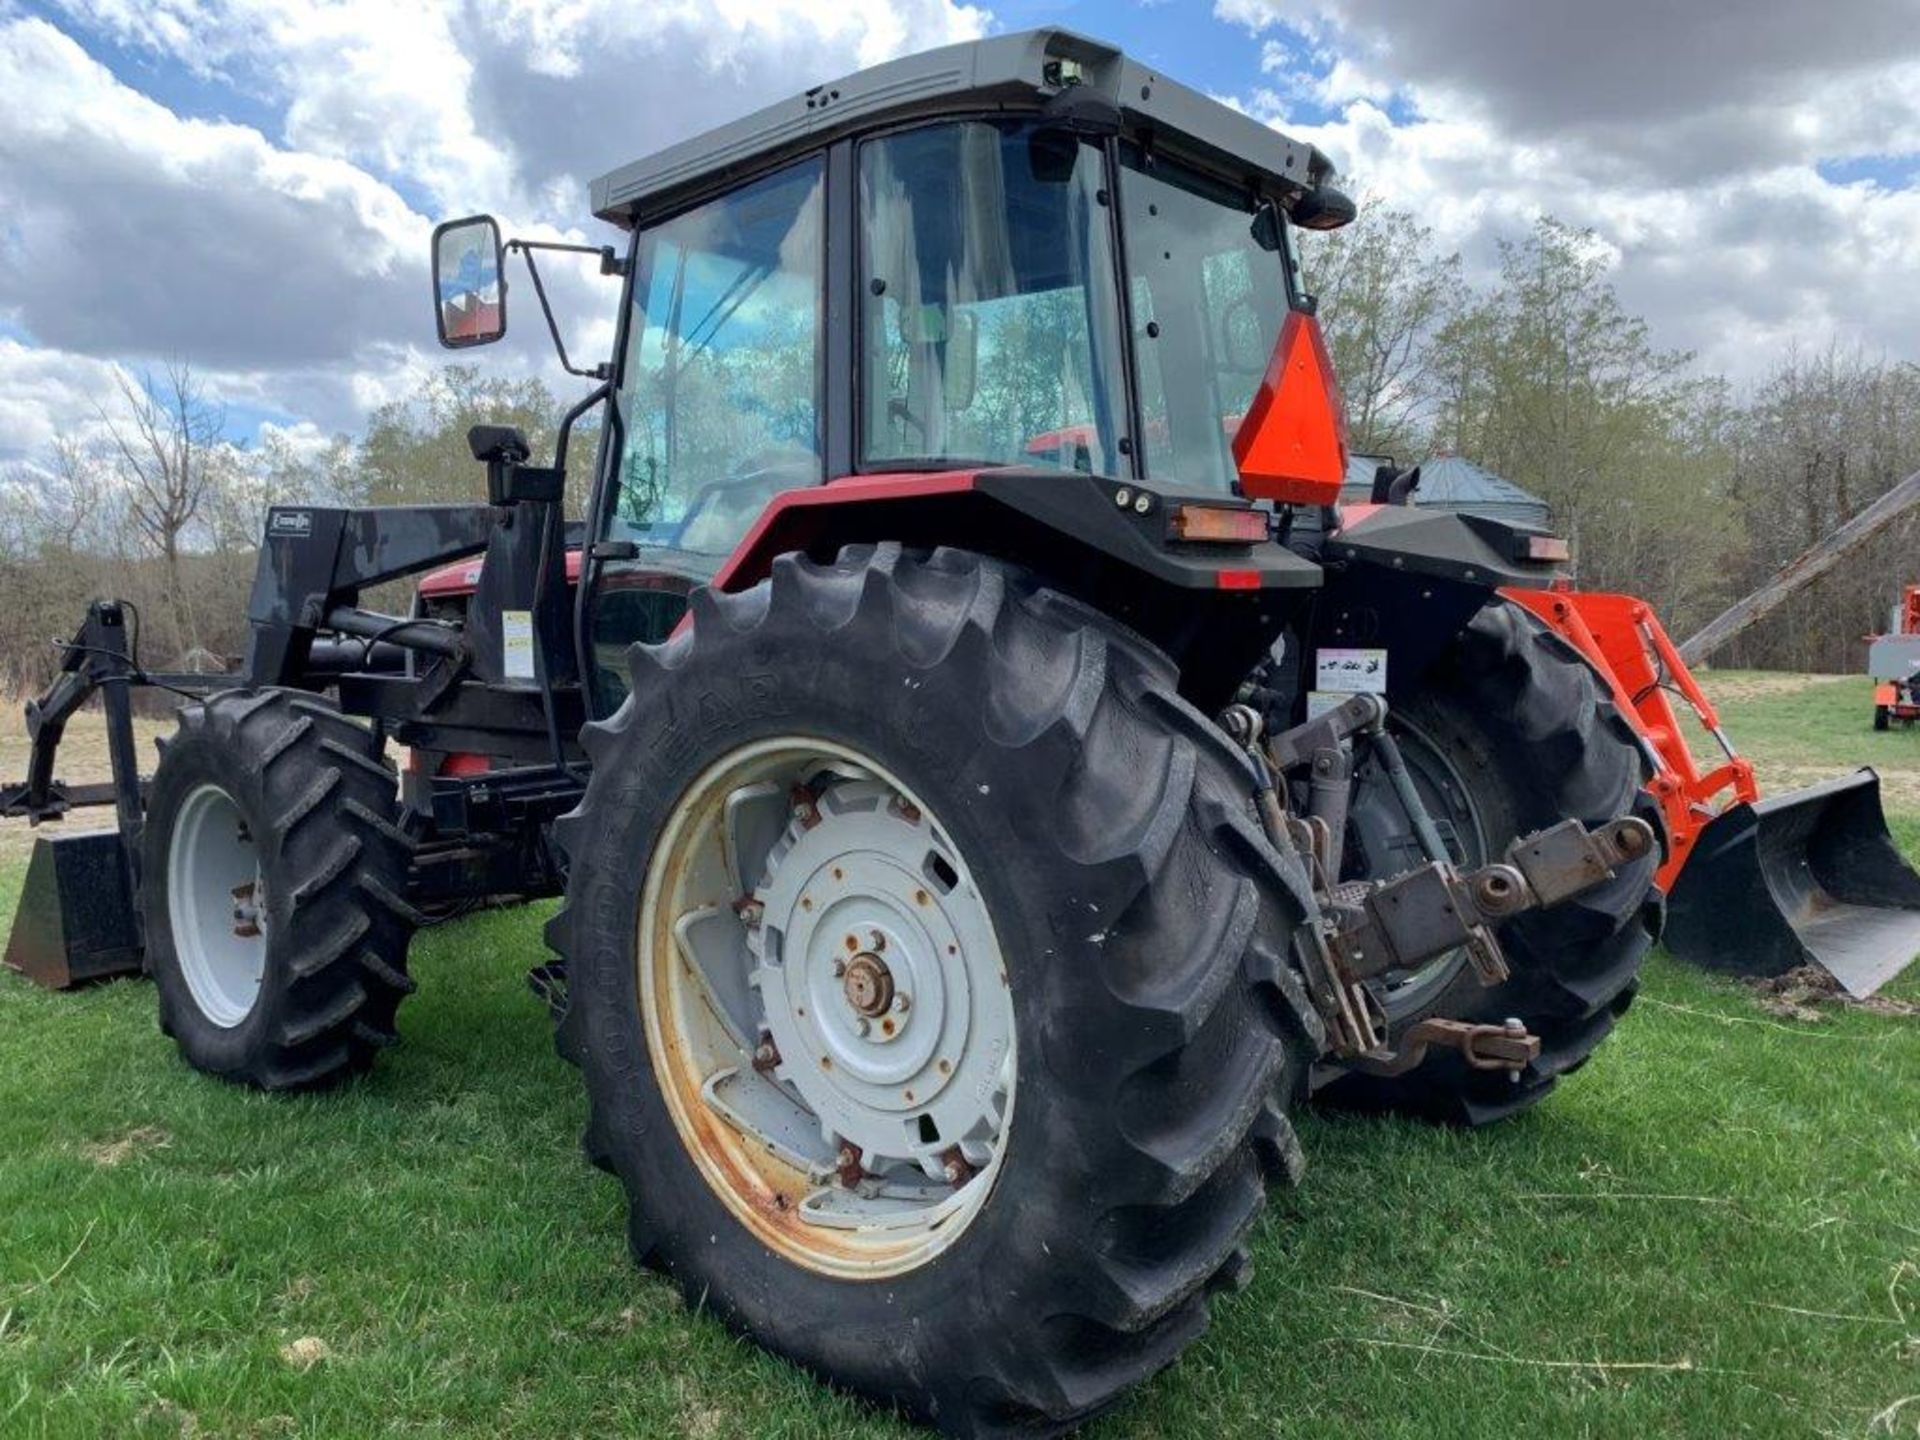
[548,544,1320,1435]
[1875,704,1891,732]
[142,689,419,1089]
[1321,599,1662,1126]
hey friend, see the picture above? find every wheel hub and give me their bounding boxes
[842,950,894,1017]
[751,781,1001,1172]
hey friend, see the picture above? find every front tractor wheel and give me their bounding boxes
[142,689,419,1089]
[549,545,1319,1435]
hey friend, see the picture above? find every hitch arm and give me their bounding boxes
[1,601,143,829]
[1349,1017,1542,1079]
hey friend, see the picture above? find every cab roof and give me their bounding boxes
[589,27,1332,229]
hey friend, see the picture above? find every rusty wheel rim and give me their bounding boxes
[639,737,1016,1280]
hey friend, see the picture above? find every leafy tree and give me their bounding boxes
[358,365,565,508]
[1300,203,1463,460]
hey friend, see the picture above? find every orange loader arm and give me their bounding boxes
[1502,587,1759,892]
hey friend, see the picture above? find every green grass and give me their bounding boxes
[2,675,1918,1438]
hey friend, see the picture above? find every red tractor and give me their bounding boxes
[6,27,1916,1433]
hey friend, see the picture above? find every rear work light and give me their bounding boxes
[1521,534,1571,563]
[1170,504,1268,544]
[1231,309,1349,508]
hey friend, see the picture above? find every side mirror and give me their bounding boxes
[432,215,506,349]
[1291,185,1358,232]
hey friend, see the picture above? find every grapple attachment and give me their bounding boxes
[1665,768,1920,996]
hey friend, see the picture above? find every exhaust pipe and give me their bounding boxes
[1664,768,1920,996]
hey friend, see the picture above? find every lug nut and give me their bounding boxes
[868,929,887,952]
[854,1018,871,1037]
[832,957,847,978]
[892,993,911,1014]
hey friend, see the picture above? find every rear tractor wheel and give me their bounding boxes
[1321,598,1662,1125]
[550,544,1320,1435]
[141,689,419,1089]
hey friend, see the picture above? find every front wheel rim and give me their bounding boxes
[638,737,1016,1280]
[167,782,268,1027]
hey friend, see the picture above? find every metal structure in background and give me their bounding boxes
[1868,583,1920,729]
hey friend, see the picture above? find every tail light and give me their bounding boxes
[1231,310,1348,507]
[1169,503,1269,544]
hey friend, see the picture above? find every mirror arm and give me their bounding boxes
[508,240,618,381]
[533,375,613,783]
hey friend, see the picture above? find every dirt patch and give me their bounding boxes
[78,1125,172,1167]
[1744,966,1919,1023]
[278,1335,331,1369]
[1695,671,1855,703]
[136,1400,200,1439]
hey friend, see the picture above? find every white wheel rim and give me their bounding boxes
[167,782,268,1028]
[639,737,1016,1280]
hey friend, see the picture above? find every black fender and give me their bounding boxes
[705,468,1323,709]
[1305,506,1569,712]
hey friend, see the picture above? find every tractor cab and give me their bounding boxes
[435,28,1357,707]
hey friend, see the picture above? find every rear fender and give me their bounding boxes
[709,469,1323,710]
[1306,506,1568,710]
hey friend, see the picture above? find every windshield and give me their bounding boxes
[860,121,1128,475]
[1118,145,1293,492]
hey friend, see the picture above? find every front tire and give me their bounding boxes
[1322,600,1662,1125]
[548,545,1320,1435]
[142,689,419,1089]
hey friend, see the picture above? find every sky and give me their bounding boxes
[2,0,1919,465]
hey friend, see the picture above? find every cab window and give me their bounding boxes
[606,158,825,569]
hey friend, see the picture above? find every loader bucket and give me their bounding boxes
[1665,768,1920,995]
[2,831,144,989]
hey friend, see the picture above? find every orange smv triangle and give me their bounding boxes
[1232,311,1348,507]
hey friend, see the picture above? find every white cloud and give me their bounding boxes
[1221,0,1920,383]
[0,340,130,461]
[3,0,989,466]
[0,17,423,369]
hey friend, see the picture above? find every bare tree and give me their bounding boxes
[98,360,227,658]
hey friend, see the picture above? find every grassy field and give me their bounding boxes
[1,673,1916,1439]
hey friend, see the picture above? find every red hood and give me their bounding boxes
[418,547,583,598]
